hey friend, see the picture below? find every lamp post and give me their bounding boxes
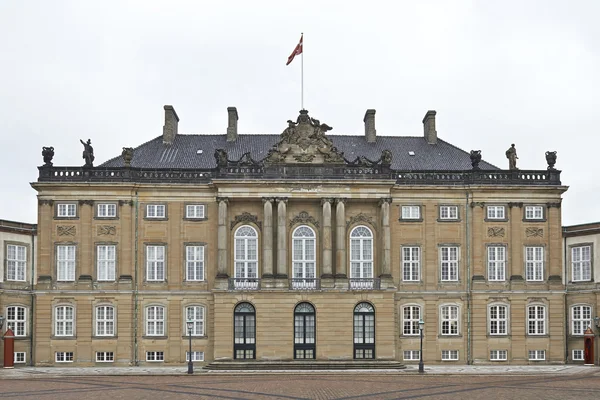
[0,315,4,330]
[186,320,193,375]
[418,318,425,373]
[594,316,600,330]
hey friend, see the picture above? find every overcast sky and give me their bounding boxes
[1,1,598,225]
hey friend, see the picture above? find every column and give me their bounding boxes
[276,197,288,278]
[216,197,229,278]
[79,200,93,280]
[321,198,333,278]
[262,197,274,278]
[335,198,347,278]
[547,202,562,281]
[508,202,523,282]
[379,198,392,278]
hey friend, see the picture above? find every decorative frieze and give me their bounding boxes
[508,202,523,208]
[378,197,392,206]
[289,211,320,229]
[487,227,505,237]
[346,213,375,229]
[97,225,116,236]
[231,212,261,230]
[78,199,94,206]
[57,225,76,236]
[118,200,134,207]
[470,202,485,208]
[525,227,544,237]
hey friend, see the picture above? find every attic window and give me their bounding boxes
[196,149,203,154]
[408,151,415,156]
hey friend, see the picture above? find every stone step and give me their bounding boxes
[203,360,406,370]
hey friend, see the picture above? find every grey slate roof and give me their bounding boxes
[101,134,499,171]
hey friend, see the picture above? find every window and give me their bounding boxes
[6,306,26,336]
[571,305,592,335]
[528,350,546,360]
[440,246,459,281]
[146,245,165,281]
[186,204,205,219]
[96,352,114,362]
[146,204,166,218]
[146,351,164,362]
[441,350,459,361]
[292,226,316,282]
[487,206,505,220]
[186,351,204,362]
[294,303,316,359]
[403,350,420,361]
[185,305,205,336]
[57,245,76,281]
[525,246,544,281]
[353,302,375,359]
[55,305,74,337]
[350,226,373,279]
[234,302,256,359]
[439,205,458,220]
[489,304,508,335]
[146,306,165,336]
[97,245,116,281]
[487,246,506,281]
[55,352,74,362]
[57,203,76,217]
[401,206,420,220]
[527,305,546,335]
[572,246,592,282]
[402,305,421,336]
[234,226,258,280]
[6,244,26,281]
[14,352,26,363]
[95,305,115,337]
[402,247,420,282]
[97,203,116,218]
[572,350,584,361]
[186,245,204,281]
[490,350,507,361]
[440,305,459,335]
[525,205,544,220]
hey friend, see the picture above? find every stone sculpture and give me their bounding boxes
[80,139,95,168]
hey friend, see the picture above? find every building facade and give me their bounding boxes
[24,106,573,366]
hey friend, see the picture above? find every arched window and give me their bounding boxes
[234,302,256,359]
[292,226,316,288]
[354,302,375,359]
[95,305,115,337]
[234,226,258,279]
[294,302,316,359]
[185,305,205,336]
[350,226,373,279]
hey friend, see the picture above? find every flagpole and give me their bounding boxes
[301,33,304,110]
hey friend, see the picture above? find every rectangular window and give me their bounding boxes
[487,206,505,220]
[487,246,506,281]
[525,205,544,220]
[146,245,165,281]
[489,305,508,335]
[55,305,74,337]
[186,351,204,362]
[186,245,204,281]
[528,305,546,335]
[572,350,584,361]
[186,204,205,219]
[96,305,115,337]
[490,350,507,361]
[97,245,116,281]
[146,204,165,218]
[572,246,592,282]
[146,306,165,336]
[146,351,164,362]
[402,247,420,281]
[403,350,420,361]
[401,205,420,220]
[6,244,26,281]
[441,350,459,361]
[97,203,116,218]
[441,305,459,335]
[96,351,114,362]
[57,203,77,217]
[6,306,26,336]
[440,246,459,281]
[403,306,421,336]
[55,352,74,362]
[14,352,26,363]
[185,306,205,336]
[57,245,76,281]
[572,305,592,335]
[528,350,546,360]
[439,205,458,220]
[525,246,544,281]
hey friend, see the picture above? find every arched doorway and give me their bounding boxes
[294,302,316,359]
[353,302,375,359]
[234,302,256,359]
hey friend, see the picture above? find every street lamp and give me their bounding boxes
[186,320,194,375]
[0,315,4,330]
[594,316,600,330]
[418,318,425,373]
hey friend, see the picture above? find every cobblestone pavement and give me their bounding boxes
[0,366,599,400]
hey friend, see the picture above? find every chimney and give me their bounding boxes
[423,110,437,144]
[226,107,238,142]
[162,105,179,145]
[364,109,376,143]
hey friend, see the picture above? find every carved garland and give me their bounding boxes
[289,211,320,229]
[230,212,262,230]
[98,225,116,236]
[346,213,376,229]
[487,227,505,237]
[525,227,543,237]
[57,225,76,236]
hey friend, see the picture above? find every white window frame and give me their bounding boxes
[486,205,505,220]
[146,204,166,219]
[439,205,458,220]
[55,351,74,363]
[146,351,164,362]
[527,304,546,335]
[54,305,74,337]
[440,246,459,282]
[525,246,544,281]
[349,226,373,279]
[292,225,316,281]
[401,205,420,220]
[14,352,26,364]
[6,244,26,281]
[186,351,204,362]
[57,203,77,218]
[146,305,165,336]
[57,245,76,281]
[96,351,114,362]
[528,350,546,361]
[146,245,165,282]
[185,305,205,336]
[186,245,205,281]
[572,350,584,361]
[525,205,544,220]
[402,246,420,282]
[441,350,459,361]
[490,350,507,361]
[403,350,420,361]
[6,306,27,337]
[234,226,259,279]
[402,305,421,336]
[489,304,508,335]
[440,304,459,336]
[186,204,205,219]
[487,246,506,282]
[571,246,592,282]
[97,203,116,218]
[97,245,116,281]
[571,305,592,335]
[95,305,115,337]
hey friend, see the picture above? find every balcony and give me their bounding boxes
[289,278,320,290]
[349,278,381,290]
[229,278,260,291]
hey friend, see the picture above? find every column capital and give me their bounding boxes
[262,197,275,204]
[275,197,288,204]
[547,202,561,208]
[378,197,392,206]
[321,198,335,205]
[470,201,485,208]
[216,196,229,204]
[335,198,347,205]
[508,202,523,208]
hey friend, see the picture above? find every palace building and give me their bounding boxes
[17,105,579,366]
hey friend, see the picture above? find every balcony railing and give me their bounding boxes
[349,278,381,290]
[228,278,261,290]
[289,278,320,290]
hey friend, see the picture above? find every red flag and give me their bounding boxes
[286,34,303,65]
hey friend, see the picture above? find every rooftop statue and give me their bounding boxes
[505,144,518,170]
[80,139,95,168]
[42,146,54,167]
